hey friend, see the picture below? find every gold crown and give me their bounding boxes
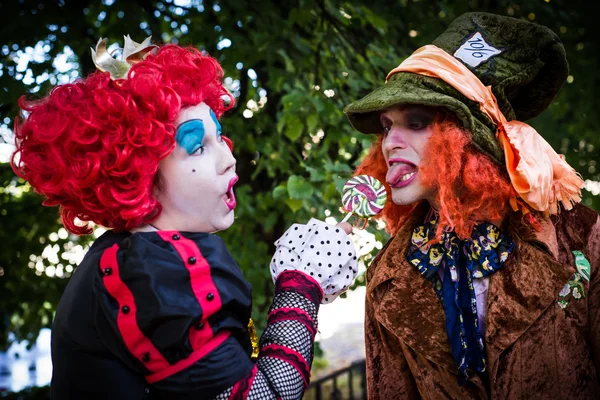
[91,35,158,80]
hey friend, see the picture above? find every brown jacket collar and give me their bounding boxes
[366,203,575,376]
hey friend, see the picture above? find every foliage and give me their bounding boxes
[0,385,50,400]
[0,0,598,353]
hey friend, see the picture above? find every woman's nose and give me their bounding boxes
[218,144,236,174]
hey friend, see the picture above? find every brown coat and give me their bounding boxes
[365,203,600,399]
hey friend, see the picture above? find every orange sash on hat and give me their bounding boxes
[387,45,583,215]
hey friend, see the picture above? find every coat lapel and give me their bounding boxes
[367,203,457,372]
[484,213,574,375]
[368,207,576,377]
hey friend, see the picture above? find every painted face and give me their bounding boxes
[153,102,237,233]
[381,105,438,207]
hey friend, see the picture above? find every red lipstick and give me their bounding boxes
[223,176,238,210]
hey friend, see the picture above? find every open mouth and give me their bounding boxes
[386,158,417,188]
[222,176,238,211]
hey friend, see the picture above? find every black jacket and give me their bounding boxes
[50,230,254,399]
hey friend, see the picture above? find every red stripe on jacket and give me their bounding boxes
[146,331,229,384]
[100,234,231,384]
[99,244,169,373]
[156,231,223,351]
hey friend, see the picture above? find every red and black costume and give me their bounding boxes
[51,230,323,399]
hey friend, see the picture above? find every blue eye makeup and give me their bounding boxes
[176,119,205,155]
[209,109,222,137]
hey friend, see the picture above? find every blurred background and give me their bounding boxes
[1,0,599,398]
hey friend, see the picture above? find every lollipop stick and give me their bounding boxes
[341,212,353,223]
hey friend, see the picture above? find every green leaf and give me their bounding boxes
[276,49,296,73]
[306,166,325,182]
[325,161,353,174]
[281,92,305,112]
[284,117,303,141]
[272,184,288,200]
[362,137,375,149]
[332,175,348,193]
[307,113,319,133]
[285,199,304,213]
[310,96,326,113]
[276,115,286,134]
[287,175,314,199]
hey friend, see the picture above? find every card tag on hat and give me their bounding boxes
[454,32,502,68]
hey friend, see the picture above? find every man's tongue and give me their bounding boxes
[386,163,416,186]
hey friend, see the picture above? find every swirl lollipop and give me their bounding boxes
[341,175,387,223]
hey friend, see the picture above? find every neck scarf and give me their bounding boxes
[406,219,514,384]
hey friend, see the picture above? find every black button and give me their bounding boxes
[121,237,132,249]
[188,256,196,264]
[103,268,112,276]
[122,305,130,314]
[206,293,214,301]
[195,322,205,330]
[142,352,150,362]
[172,234,180,240]
[144,388,150,394]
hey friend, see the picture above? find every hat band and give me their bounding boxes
[387,45,583,215]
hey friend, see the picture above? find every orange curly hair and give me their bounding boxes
[355,116,516,239]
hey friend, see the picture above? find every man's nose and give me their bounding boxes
[382,126,408,153]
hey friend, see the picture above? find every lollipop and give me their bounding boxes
[341,175,387,223]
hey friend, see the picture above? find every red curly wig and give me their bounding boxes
[355,115,516,240]
[11,44,235,235]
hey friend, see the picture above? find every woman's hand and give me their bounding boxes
[336,221,353,235]
[270,219,359,303]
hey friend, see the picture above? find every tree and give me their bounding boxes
[0,0,598,350]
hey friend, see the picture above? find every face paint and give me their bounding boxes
[210,109,222,136]
[381,105,437,207]
[175,119,205,155]
[154,102,237,233]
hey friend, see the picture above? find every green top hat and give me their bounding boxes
[344,12,568,164]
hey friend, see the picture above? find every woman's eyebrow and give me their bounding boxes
[176,118,203,131]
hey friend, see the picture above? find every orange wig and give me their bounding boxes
[355,117,516,239]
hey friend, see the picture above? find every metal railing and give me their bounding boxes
[306,359,367,400]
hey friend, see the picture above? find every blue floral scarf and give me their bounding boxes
[406,219,514,384]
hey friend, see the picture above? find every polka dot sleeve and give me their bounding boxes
[270,218,359,304]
